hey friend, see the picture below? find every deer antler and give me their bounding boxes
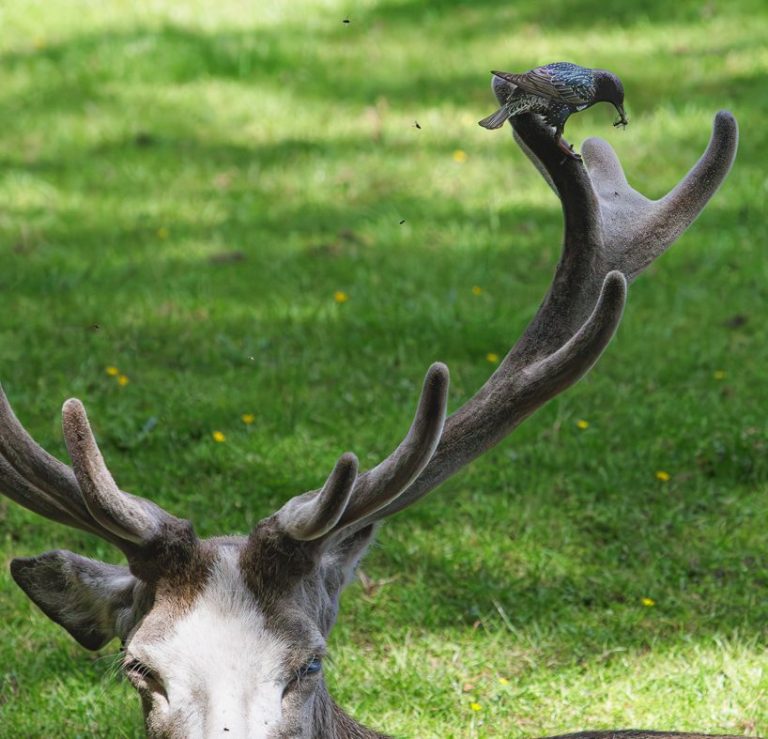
[275,363,449,540]
[387,87,738,514]
[282,82,737,535]
[0,387,191,558]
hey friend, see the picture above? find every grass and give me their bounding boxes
[0,0,767,736]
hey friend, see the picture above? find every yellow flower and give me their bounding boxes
[641,597,656,607]
[576,419,589,430]
[334,291,349,304]
[713,370,726,380]
[241,413,255,425]
[105,366,119,376]
[157,227,169,239]
[212,431,226,443]
[471,285,483,296]
[498,677,510,686]
[469,702,482,712]
[117,375,129,386]
[655,470,670,482]
[486,352,499,364]
[453,149,468,163]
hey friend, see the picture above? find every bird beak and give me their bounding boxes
[614,104,628,127]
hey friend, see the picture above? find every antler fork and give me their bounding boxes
[265,87,738,546]
[318,82,739,533]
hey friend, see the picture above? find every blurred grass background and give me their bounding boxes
[0,0,766,736]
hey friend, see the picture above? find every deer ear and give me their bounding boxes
[10,550,139,650]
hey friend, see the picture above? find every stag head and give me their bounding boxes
[1,89,737,738]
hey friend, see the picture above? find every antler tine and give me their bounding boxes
[335,362,449,528]
[276,453,359,541]
[657,111,737,220]
[275,363,449,541]
[0,383,105,536]
[596,110,737,279]
[521,271,627,394]
[579,112,738,282]
[0,384,188,554]
[62,399,177,547]
[0,454,102,534]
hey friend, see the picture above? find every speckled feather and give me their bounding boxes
[479,61,627,160]
[481,97,574,130]
[503,62,597,105]
[479,62,601,131]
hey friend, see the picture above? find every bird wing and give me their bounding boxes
[500,64,592,106]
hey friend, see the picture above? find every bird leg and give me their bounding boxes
[556,131,582,162]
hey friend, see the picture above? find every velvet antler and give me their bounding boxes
[281,82,738,533]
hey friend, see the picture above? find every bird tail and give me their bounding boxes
[491,70,525,86]
[478,107,511,129]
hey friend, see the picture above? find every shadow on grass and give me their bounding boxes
[1,188,766,650]
[368,482,768,636]
[370,0,768,32]
[0,17,764,121]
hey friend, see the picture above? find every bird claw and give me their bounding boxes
[556,137,582,163]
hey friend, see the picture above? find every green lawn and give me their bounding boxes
[0,1,767,736]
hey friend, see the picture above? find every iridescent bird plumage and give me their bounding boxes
[479,61,627,160]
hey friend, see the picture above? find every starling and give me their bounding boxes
[478,61,628,160]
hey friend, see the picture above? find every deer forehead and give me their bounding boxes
[129,545,318,687]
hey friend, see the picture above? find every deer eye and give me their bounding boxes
[124,659,165,694]
[283,657,323,698]
[299,657,322,677]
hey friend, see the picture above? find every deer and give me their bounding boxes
[0,75,739,738]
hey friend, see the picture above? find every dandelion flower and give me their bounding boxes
[117,375,130,386]
[469,702,482,711]
[641,597,656,607]
[453,149,468,163]
[334,291,349,304]
[471,285,483,296]
[486,352,499,364]
[105,366,119,376]
[655,470,670,482]
[241,413,255,425]
[498,677,510,686]
[713,370,726,380]
[212,431,226,443]
[576,419,589,430]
